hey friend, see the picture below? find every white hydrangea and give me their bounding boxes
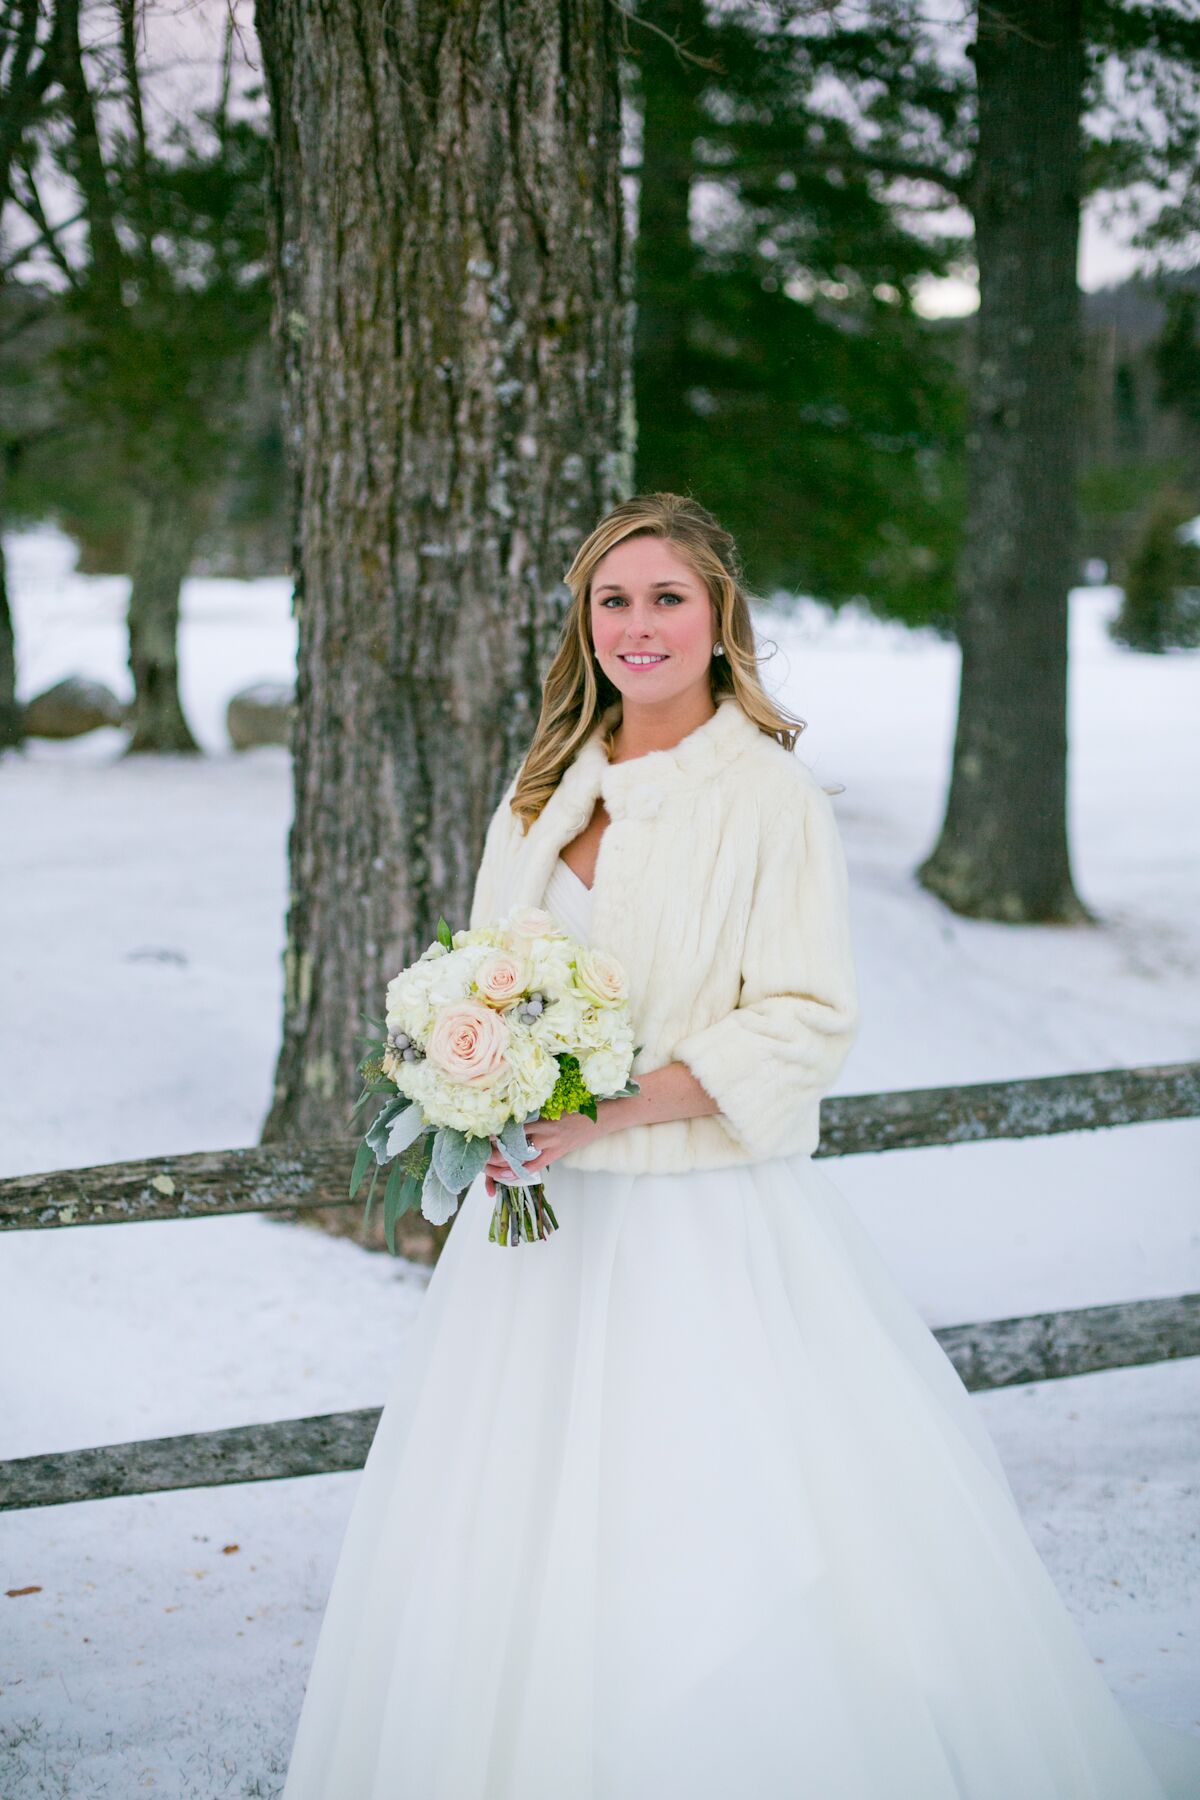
[527,988,589,1053]
[579,1039,636,1097]
[384,1048,435,1111]
[523,935,577,1001]
[575,1002,615,1050]
[502,1028,560,1116]
[452,925,506,951]
[386,941,494,1042]
[422,1068,512,1137]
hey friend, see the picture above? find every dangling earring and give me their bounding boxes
[712,643,725,657]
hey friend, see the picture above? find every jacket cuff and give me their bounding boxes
[676,1022,834,1159]
[672,1025,766,1159]
[674,1004,854,1164]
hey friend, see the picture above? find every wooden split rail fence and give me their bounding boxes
[1,1060,1198,1515]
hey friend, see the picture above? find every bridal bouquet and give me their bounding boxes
[349,907,641,1249]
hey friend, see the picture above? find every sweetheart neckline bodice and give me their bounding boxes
[554,854,593,896]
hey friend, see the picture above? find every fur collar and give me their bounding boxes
[552,692,759,828]
[507,695,762,913]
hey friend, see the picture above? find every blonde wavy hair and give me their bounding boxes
[509,492,806,831]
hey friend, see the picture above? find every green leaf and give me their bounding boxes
[494,1115,536,1183]
[436,916,454,949]
[420,1156,461,1226]
[431,1125,490,1193]
[365,1096,410,1164]
[383,1101,428,1164]
[347,1081,396,1128]
[346,1086,377,1125]
[383,1158,406,1255]
[348,1137,374,1198]
[361,1160,382,1231]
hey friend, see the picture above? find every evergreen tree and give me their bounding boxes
[17,5,271,751]
[918,0,1200,920]
[0,0,73,752]
[629,0,971,622]
[1111,484,1200,650]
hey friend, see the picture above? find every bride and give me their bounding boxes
[280,494,1199,1798]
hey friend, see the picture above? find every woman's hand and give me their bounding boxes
[483,1110,608,1196]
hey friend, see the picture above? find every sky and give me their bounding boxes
[916,211,1159,321]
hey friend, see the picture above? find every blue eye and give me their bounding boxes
[599,592,684,607]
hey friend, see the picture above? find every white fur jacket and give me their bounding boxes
[469,693,859,1175]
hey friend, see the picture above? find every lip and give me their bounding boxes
[617,653,669,667]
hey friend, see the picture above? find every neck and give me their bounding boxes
[607,688,720,765]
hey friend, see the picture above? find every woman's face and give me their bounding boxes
[589,537,718,708]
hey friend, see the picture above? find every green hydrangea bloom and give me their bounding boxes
[539,1053,595,1121]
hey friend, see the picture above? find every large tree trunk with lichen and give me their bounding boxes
[254,0,632,1144]
[123,486,203,755]
[919,0,1090,923]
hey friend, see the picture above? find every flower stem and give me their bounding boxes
[488,1180,557,1247]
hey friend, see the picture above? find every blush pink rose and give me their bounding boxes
[507,906,561,939]
[426,1001,509,1087]
[476,949,529,1007]
[574,946,627,1004]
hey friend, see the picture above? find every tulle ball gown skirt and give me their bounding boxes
[279,1152,1200,1800]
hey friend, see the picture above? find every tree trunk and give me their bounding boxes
[0,525,24,752]
[631,0,703,463]
[255,0,631,1144]
[123,486,202,755]
[918,0,1090,923]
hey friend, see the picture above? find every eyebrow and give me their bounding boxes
[593,579,695,595]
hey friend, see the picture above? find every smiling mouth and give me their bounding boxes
[618,653,669,665]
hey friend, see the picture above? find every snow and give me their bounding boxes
[1,524,1198,1797]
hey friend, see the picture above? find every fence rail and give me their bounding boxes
[4,1060,1198,1234]
[4,1290,1198,1515]
[2,1058,1197,1514]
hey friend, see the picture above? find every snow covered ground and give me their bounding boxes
[1,524,1197,1798]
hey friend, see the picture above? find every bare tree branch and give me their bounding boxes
[3,159,84,283]
[606,0,725,71]
[0,0,74,213]
[58,0,124,299]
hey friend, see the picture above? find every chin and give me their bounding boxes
[606,664,708,703]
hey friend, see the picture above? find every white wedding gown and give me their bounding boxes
[280,857,1200,1799]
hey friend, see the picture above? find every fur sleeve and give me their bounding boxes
[468,774,520,929]
[672,776,859,1160]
